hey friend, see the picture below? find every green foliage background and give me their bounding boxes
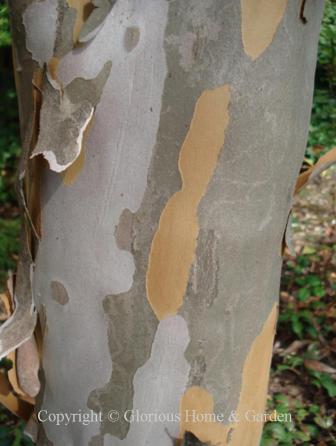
[0,1,335,445]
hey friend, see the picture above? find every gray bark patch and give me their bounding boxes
[54,2,77,58]
[22,0,58,66]
[114,209,135,252]
[87,289,158,439]
[190,229,219,309]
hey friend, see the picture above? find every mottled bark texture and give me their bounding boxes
[7,0,324,445]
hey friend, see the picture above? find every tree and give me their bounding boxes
[1,0,325,445]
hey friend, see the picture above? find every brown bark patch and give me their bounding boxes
[124,26,140,52]
[50,281,69,305]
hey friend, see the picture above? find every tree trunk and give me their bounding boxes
[6,0,324,445]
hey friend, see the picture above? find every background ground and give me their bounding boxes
[0,1,335,445]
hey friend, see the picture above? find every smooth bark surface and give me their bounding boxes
[6,1,324,445]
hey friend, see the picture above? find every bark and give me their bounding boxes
[5,0,324,445]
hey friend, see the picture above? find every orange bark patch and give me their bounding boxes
[47,57,59,81]
[230,303,278,444]
[62,146,86,185]
[180,386,231,445]
[146,86,230,321]
[241,0,288,60]
[179,304,278,445]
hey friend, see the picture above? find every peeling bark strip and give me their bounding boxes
[31,61,111,172]
[17,337,41,398]
[146,86,230,321]
[241,0,288,60]
[180,304,278,446]
[0,247,36,360]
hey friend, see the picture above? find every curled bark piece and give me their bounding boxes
[0,250,36,360]
[282,147,336,256]
[7,350,35,405]
[31,61,111,172]
[17,336,40,398]
[4,276,36,405]
[78,0,117,42]
[30,78,94,172]
[295,146,336,193]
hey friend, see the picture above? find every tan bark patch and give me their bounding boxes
[229,303,278,444]
[62,148,86,185]
[0,292,13,321]
[146,86,230,321]
[241,0,288,60]
[180,386,231,445]
[179,303,278,445]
